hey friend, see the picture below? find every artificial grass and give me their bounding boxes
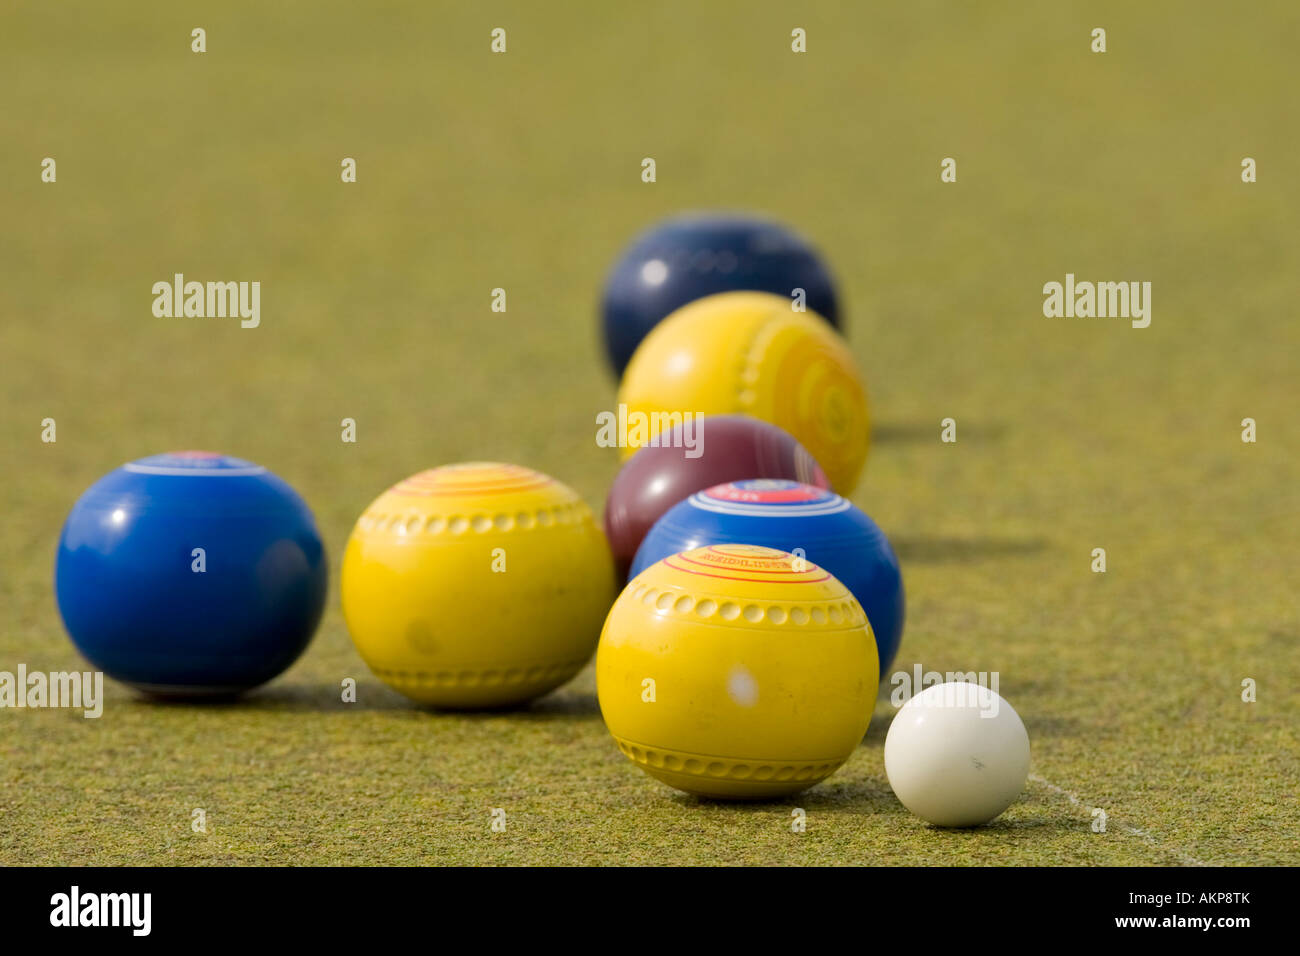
[1,0,1297,865]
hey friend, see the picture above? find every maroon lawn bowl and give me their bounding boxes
[603,414,829,580]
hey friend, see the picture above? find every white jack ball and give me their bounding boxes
[884,681,1030,827]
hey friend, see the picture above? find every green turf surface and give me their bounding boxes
[2,0,1297,865]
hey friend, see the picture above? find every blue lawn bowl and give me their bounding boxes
[54,451,327,697]
[631,479,904,678]
[600,212,841,376]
